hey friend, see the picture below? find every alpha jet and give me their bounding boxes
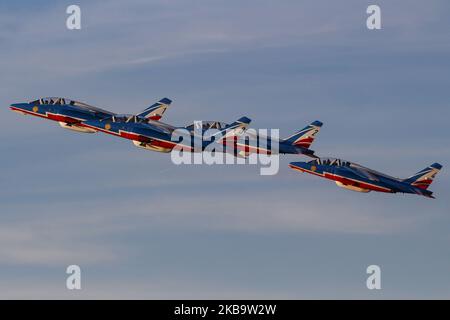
[79,114,252,153]
[10,97,172,133]
[10,96,251,153]
[226,120,323,158]
[289,158,442,198]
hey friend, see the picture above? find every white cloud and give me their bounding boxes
[0,181,433,267]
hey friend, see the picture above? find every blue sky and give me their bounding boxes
[0,0,449,298]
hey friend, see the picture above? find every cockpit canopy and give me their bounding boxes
[185,121,228,131]
[29,97,115,116]
[99,114,172,134]
[30,97,84,106]
[309,158,352,167]
[101,114,148,124]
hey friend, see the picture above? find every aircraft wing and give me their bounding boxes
[71,102,116,118]
[84,106,115,117]
[138,122,172,135]
[344,166,379,181]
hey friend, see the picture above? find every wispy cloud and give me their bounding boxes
[0,178,436,267]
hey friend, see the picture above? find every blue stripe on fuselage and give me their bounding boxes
[13,103,107,122]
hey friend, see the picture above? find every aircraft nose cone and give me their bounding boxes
[10,103,30,111]
[289,162,309,170]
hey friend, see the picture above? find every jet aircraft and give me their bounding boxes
[226,120,323,158]
[10,97,252,153]
[289,158,442,198]
[10,97,172,133]
[80,114,252,153]
[79,114,323,157]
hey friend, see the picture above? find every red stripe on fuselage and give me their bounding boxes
[119,131,153,143]
[324,172,392,193]
[10,107,82,124]
[46,113,80,124]
[224,141,272,154]
[289,164,325,177]
[80,123,193,151]
[79,123,121,137]
[118,130,182,149]
[10,107,49,120]
[289,164,393,193]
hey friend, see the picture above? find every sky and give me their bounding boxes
[0,0,449,299]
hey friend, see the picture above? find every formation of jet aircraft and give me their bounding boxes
[10,97,442,198]
[9,97,321,156]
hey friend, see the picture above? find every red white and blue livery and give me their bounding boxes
[289,158,442,198]
[10,97,251,153]
[80,114,252,153]
[229,120,323,157]
[10,97,171,133]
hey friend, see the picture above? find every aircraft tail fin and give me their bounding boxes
[283,120,323,149]
[403,163,442,190]
[213,116,251,141]
[136,98,172,120]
